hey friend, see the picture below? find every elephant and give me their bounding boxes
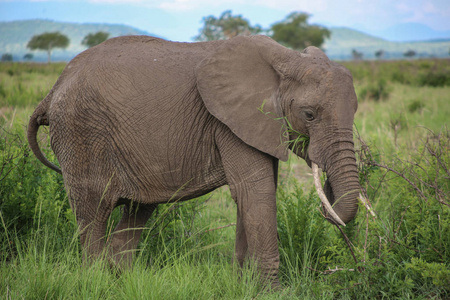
[27,35,360,288]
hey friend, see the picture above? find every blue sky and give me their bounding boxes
[1,0,450,42]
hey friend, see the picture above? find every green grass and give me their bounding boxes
[1,61,449,299]
[0,62,65,108]
[0,210,264,299]
[342,59,450,87]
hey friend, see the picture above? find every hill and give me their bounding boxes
[0,19,157,62]
[323,27,450,59]
[368,22,450,42]
[0,20,449,61]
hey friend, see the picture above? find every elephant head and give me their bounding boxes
[197,35,359,225]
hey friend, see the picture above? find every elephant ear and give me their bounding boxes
[196,35,289,161]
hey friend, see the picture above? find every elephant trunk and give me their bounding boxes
[309,137,360,225]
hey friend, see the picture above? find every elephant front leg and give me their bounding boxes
[217,134,280,289]
[234,206,248,268]
[235,186,280,289]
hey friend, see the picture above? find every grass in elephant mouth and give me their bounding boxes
[257,100,310,154]
[284,124,310,155]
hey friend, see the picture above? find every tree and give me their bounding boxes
[270,12,330,51]
[23,53,34,61]
[27,32,70,63]
[375,49,384,59]
[404,50,416,58]
[1,53,13,62]
[194,10,262,41]
[82,31,110,48]
[351,49,363,60]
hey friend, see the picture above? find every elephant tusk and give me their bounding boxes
[312,163,346,226]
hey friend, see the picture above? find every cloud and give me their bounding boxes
[25,0,152,3]
[6,0,450,31]
[158,0,201,10]
[156,0,330,12]
[393,0,450,29]
[423,1,438,13]
[76,0,450,30]
[158,0,246,11]
[87,0,149,3]
[253,0,329,12]
[91,0,144,2]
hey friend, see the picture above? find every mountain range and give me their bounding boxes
[364,22,450,42]
[0,20,157,62]
[323,27,450,60]
[1,19,449,62]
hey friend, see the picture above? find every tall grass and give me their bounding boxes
[1,61,449,298]
[342,59,450,88]
[0,62,65,108]
[0,200,267,299]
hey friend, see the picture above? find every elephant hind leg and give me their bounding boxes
[109,201,157,267]
[69,186,118,263]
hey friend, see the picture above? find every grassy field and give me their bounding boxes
[0,60,449,299]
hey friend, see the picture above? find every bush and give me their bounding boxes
[408,100,425,113]
[0,125,71,259]
[358,78,390,101]
[351,128,450,297]
[418,70,450,87]
[266,128,450,298]
[343,59,450,87]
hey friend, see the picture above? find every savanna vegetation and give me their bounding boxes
[26,32,70,64]
[0,59,449,299]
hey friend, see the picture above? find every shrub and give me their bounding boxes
[358,78,390,101]
[408,100,425,113]
[418,70,450,87]
[0,125,70,258]
[343,59,450,88]
[352,128,450,296]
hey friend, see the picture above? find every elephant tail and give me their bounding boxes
[27,94,62,174]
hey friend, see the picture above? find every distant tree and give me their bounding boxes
[352,49,363,60]
[82,31,110,48]
[270,12,330,51]
[404,50,416,58]
[375,49,384,59]
[1,53,13,62]
[27,32,70,63]
[194,10,262,41]
[23,53,34,61]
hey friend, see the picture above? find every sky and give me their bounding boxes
[1,0,450,42]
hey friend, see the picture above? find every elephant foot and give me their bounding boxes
[259,273,282,292]
[269,278,281,291]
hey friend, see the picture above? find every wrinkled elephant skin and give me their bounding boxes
[27,35,360,288]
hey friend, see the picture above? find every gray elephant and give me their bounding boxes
[28,35,360,288]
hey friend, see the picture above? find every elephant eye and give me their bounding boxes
[304,111,315,121]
